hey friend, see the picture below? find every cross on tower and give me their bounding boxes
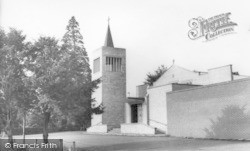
[108,17,110,25]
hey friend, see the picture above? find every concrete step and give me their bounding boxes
[108,128,121,134]
[155,128,166,134]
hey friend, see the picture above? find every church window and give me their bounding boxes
[106,57,122,72]
[93,57,100,73]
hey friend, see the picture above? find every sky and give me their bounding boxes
[1,0,250,96]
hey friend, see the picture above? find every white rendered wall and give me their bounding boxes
[147,85,172,132]
[91,48,103,126]
[125,103,131,123]
[208,65,232,84]
[142,101,148,124]
[91,83,103,126]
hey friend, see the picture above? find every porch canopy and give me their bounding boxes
[127,97,144,104]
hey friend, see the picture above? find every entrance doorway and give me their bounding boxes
[131,104,138,123]
[131,104,143,123]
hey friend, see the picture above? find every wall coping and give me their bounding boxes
[167,78,250,95]
[207,64,232,70]
[148,82,201,90]
[148,83,172,89]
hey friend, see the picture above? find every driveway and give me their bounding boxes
[9,131,250,151]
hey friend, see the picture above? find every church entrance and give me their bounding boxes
[131,104,143,123]
[126,97,145,124]
[131,104,138,123]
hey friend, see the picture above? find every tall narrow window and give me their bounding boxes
[118,58,121,71]
[93,57,100,73]
[106,57,122,72]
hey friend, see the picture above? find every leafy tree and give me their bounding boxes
[0,28,34,145]
[0,29,6,48]
[26,33,99,142]
[21,17,102,143]
[144,65,167,86]
[25,36,64,143]
[15,78,37,143]
[6,28,27,52]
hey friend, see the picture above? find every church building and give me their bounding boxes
[87,23,126,132]
[87,22,250,140]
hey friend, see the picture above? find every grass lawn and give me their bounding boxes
[4,131,250,151]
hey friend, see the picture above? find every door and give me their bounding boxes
[137,104,143,123]
[131,104,138,123]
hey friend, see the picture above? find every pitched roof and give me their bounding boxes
[104,24,114,47]
[152,64,198,87]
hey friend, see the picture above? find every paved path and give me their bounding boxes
[9,131,250,151]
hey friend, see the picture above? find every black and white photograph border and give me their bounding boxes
[1,0,250,150]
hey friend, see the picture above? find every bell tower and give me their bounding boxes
[87,21,126,132]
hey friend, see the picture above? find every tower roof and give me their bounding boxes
[104,24,114,47]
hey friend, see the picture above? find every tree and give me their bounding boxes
[0,28,34,145]
[26,36,64,143]
[0,45,17,145]
[22,17,102,143]
[0,28,6,48]
[144,65,167,86]
[15,77,37,143]
[27,33,96,142]
[61,16,101,130]
[62,16,86,55]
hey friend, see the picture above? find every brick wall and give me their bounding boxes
[167,78,250,139]
[102,47,126,128]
